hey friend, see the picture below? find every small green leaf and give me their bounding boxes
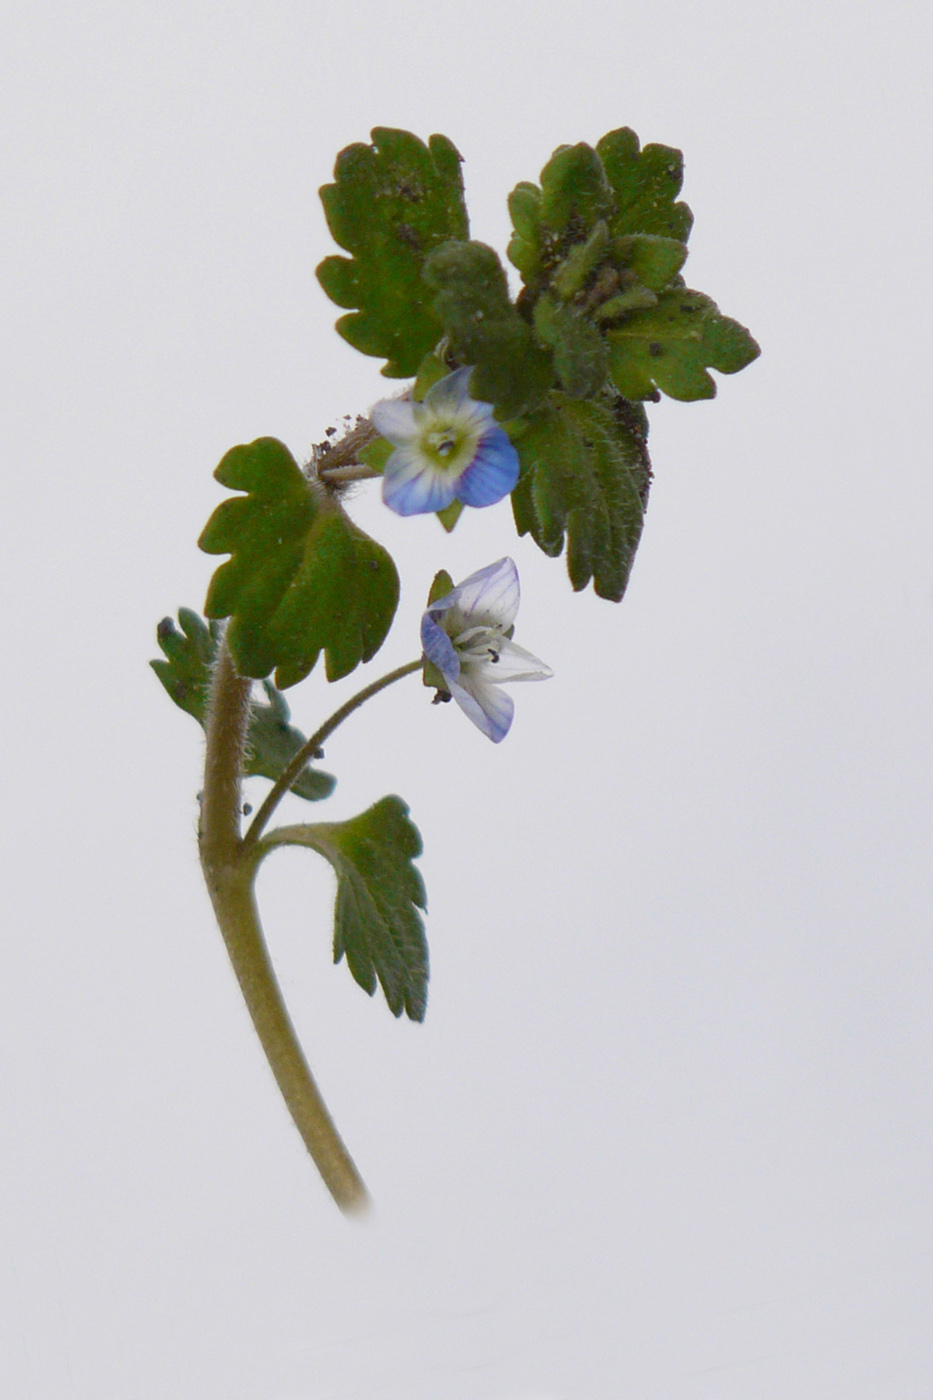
[423,659,447,691]
[550,220,611,300]
[435,499,464,532]
[150,610,336,801]
[506,181,544,282]
[412,350,450,399]
[199,438,399,687]
[612,233,688,293]
[538,143,614,237]
[596,128,694,242]
[606,289,761,401]
[423,240,553,417]
[304,797,428,1021]
[533,293,607,399]
[151,606,215,722]
[316,128,469,377]
[512,394,649,600]
[357,436,393,474]
[247,681,336,801]
[427,569,454,604]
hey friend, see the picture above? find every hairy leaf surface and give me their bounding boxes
[606,289,760,400]
[317,128,468,377]
[150,609,335,800]
[199,438,399,688]
[302,797,428,1021]
[512,395,649,600]
[424,240,553,418]
[596,128,694,242]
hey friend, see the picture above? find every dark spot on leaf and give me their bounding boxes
[396,222,421,252]
[649,341,663,357]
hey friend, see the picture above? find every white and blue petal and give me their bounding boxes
[448,674,515,743]
[420,557,550,743]
[422,365,479,417]
[444,557,520,634]
[382,444,459,516]
[371,395,419,445]
[456,426,520,508]
[373,370,517,518]
[487,638,553,682]
[420,611,460,682]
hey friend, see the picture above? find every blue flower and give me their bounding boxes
[372,368,519,517]
[421,557,552,742]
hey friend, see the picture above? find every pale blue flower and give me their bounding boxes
[372,368,519,517]
[421,557,552,742]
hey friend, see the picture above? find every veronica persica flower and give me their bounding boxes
[372,368,520,517]
[421,557,552,742]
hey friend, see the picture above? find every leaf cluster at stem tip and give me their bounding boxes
[316,125,759,599]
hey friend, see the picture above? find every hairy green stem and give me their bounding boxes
[241,657,423,854]
[199,638,369,1213]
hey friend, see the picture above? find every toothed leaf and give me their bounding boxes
[596,128,694,242]
[423,240,553,417]
[150,609,336,800]
[606,289,761,401]
[299,797,428,1021]
[316,128,468,377]
[199,437,399,687]
[512,395,649,600]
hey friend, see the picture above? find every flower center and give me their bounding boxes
[453,623,504,666]
[430,430,456,456]
[420,413,484,475]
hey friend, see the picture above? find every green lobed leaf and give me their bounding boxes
[199,437,399,688]
[611,233,688,294]
[533,293,608,399]
[423,240,553,417]
[538,143,615,238]
[316,128,469,377]
[150,609,336,801]
[151,606,215,722]
[606,288,761,401]
[511,394,650,600]
[506,181,544,283]
[303,797,428,1021]
[595,128,694,242]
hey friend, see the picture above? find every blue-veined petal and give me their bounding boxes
[420,612,460,681]
[382,445,458,516]
[422,365,477,416]
[446,557,520,633]
[419,557,549,742]
[371,396,419,445]
[456,427,519,508]
[448,675,515,743]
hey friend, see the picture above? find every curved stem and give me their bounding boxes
[207,865,368,1213]
[241,658,422,855]
[199,637,368,1214]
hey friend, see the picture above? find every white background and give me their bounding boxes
[2,2,931,1396]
